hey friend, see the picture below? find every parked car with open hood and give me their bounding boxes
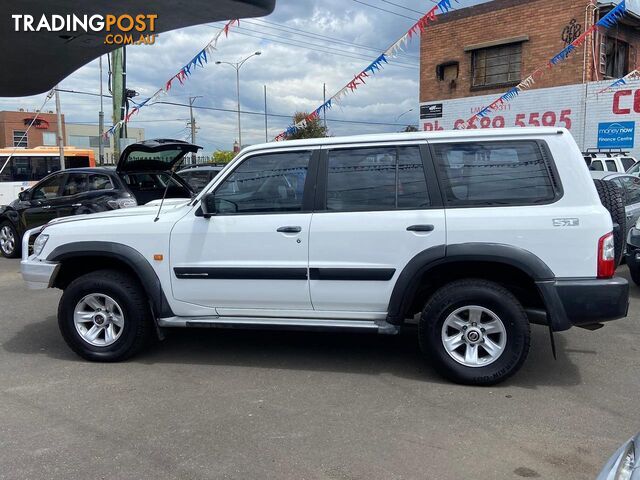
[0,139,198,258]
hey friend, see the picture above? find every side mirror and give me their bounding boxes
[200,192,217,219]
[200,192,237,218]
[18,190,29,201]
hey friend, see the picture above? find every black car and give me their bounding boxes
[177,164,225,192]
[0,139,199,258]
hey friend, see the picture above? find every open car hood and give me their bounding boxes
[117,139,201,173]
[1,0,275,96]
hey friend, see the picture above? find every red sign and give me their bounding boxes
[23,118,50,129]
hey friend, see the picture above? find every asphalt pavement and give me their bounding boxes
[1,257,639,479]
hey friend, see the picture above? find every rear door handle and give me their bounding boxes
[41,205,51,209]
[407,224,434,232]
[72,203,82,207]
[277,226,302,233]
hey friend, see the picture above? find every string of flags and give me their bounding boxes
[273,0,456,141]
[458,1,627,128]
[102,19,240,139]
[596,68,640,96]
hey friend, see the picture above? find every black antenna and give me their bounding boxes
[154,154,189,222]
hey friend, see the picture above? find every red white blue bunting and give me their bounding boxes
[274,0,455,141]
[102,19,239,138]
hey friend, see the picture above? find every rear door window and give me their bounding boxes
[432,141,559,206]
[606,160,617,172]
[591,160,604,171]
[324,146,430,211]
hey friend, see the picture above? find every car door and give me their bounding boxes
[57,172,90,218]
[170,148,317,314]
[308,143,446,313]
[21,172,66,229]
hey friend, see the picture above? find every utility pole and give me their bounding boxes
[188,96,202,164]
[54,86,65,169]
[264,85,268,142]
[111,47,124,160]
[98,55,105,165]
[323,83,327,130]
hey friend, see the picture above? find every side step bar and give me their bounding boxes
[157,316,400,335]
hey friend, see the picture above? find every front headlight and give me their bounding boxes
[107,198,138,209]
[33,234,49,257]
[614,441,636,480]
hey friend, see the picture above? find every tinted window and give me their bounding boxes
[31,174,64,200]
[606,160,617,172]
[591,160,604,171]
[622,157,636,171]
[214,151,310,214]
[326,146,429,211]
[178,170,215,192]
[62,173,89,196]
[433,141,557,206]
[0,155,60,182]
[88,174,113,191]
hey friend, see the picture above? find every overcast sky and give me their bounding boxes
[0,0,487,154]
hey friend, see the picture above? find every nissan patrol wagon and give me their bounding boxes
[21,128,629,385]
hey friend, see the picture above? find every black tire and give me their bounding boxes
[418,279,531,386]
[0,221,21,258]
[593,178,626,266]
[58,269,152,361]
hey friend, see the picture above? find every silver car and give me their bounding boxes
[598,432,639,479]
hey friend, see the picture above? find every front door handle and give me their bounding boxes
[72,203,82,207]
[41,205,51,209]
[407,224,434,232]
[277,226,302,233]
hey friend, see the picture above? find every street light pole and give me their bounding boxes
[216,51,261,150]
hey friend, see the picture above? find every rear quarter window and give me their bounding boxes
[432,140,560,206]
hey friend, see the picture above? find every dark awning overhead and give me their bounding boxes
[0,0,275,96]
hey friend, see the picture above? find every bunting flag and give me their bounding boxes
[596,68,640,95]
[274,0,457,141]
[102,19,240,138]
[458,1,627,129]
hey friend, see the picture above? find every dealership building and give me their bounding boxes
[419,0,640,155]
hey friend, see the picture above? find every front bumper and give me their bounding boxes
[20,226,58,289]
[536,277,629,331]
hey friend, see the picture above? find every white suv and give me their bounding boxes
[21,128,629,385]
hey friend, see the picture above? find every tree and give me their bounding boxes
[285,111,328,140]
[212,150,237,164]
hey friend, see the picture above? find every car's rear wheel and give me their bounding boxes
[0,221,20,258]
[419,279,531,386]
[58,269,152,361]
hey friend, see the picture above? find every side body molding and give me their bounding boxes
[387,243,557,325]
[47,241,174,318]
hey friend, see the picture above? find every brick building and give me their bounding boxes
[0,110,65,149]
[419,0,640,103]
[417,0,640,155]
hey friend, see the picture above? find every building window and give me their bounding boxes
[471,43,522,88]
[602,36,629,78]
[42,132,57,146]
[436,61,459,81]
[13,130,27,147]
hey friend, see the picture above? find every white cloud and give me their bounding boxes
[0,0,487,153]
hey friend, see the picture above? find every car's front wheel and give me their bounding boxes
[58,269,152,361]
[0,221,20,258]
[419,279,531,386]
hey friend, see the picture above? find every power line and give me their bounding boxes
[56,88,415,128]
[378,0,437,15]
[349,0,420,21]
[207,25,418,69]
[239,18,419,60]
